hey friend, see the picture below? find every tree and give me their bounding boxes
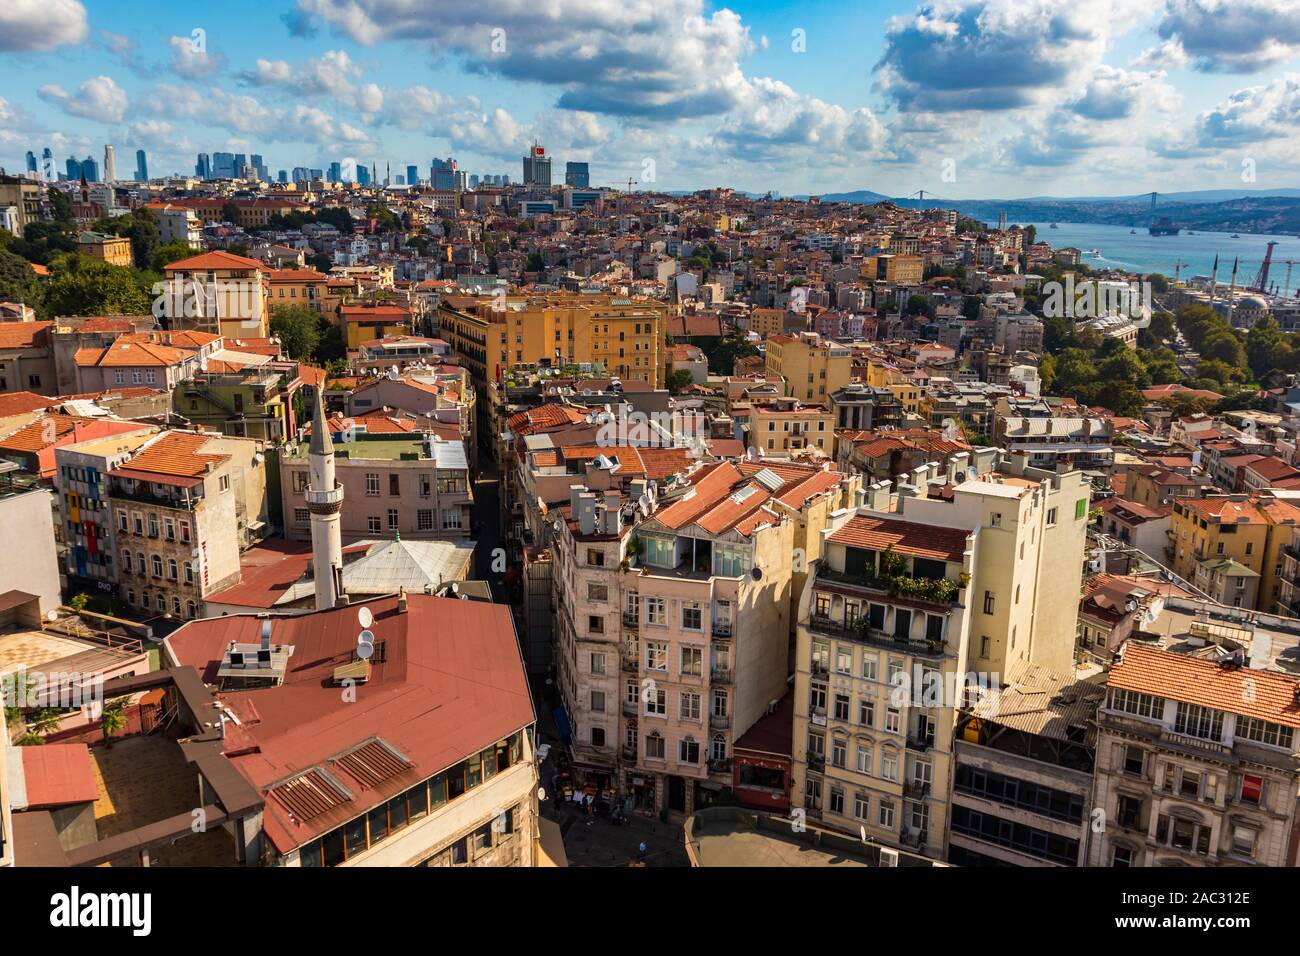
[48,188,72,224]
[269,304,321,360]
[42,254,152,317]
[666,369,694,394]
[0,248,42,309]
[100,696,128,748]
[904,294,931,318]
[150,241,202,272]
[704,326,758,375]
[1200,330,1247,369]
[1247,315,1285,378]
[220,201,241,226]
[308,252,333,272]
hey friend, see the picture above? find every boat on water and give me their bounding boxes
[1049,223,1058,229]
[1149,217,1180,236]
[1130,229,1136,234]
[1231,233,1241,238]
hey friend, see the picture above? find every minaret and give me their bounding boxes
[305,389,344,609]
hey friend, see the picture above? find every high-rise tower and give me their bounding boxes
[305,389,345,609]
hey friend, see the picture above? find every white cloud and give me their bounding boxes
[874,0,1144,112]
[37,75,129,123]
[168,35,226,79]
[1156,0,1300,73]
[0,0,88,53]
[294,0,755,119]
[715,77,887,156]
[239,50,383,113]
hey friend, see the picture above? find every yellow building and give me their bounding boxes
[862,254,924,285]
[1167,497,1281,609]
[438,292,668,389]
[865,362,923,414]
[748,308,785,338]
[764,332,852,405]
[340,304,412,349]
[747,397,834,456]
[269,268,329,315]
[161,250,269,339]
[76,231,134,267]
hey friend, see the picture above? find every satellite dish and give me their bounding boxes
[357,641,374,660]
[358,606,373,628]
[751,566,763,581]
[537,787,547,802]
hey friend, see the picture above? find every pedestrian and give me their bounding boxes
[638,840,647,863]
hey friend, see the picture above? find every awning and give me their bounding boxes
[553,705,572,745]
[535,816,568,867]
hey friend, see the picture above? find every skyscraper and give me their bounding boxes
[135,149,148,182]
[25,151,37,178]
[251,154,267,180]
[431,157,466,191]
[41,148,54,182]
[565,162,590,188]
[277,170,288,184]
[522,144,551,186]
[328,161,342,183]
[355,165,371,187]
[81,156,99,182]
[406,164,418,187]
[212,152,236,178]
[103,145,116,183]
[195,153,211,179]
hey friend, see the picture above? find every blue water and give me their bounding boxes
[1012,222,1299,296]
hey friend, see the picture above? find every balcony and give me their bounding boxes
[810,660,829,677]
[621,744,636,760]
[622,613,639,630]
[906,735,934,754]
[817,566,963,609]
[903,780,931,799]
[110,482,199,510]
[709,713,731,730]
[711,621,732,640]
[810,616,948,659]
[806,752,825,772]
[621,656,639,674]
[622,700,638,717]
[707,757,733,774]
[711,665,732,684]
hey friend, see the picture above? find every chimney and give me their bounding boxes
[260,617,271,653]
[397,586,408,613]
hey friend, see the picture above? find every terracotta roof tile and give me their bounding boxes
[828,515,969,563]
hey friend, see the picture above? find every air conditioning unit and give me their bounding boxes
[879,847,899,868]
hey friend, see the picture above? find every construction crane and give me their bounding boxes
[1251,241,1278,293]
[1282,259,1295,299]
[623,178,638,192]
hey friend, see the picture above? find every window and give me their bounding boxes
[1239,773,1263,806]
[861,653,878,681]
[836,646,853,674]
[881,751,898,782]
[885,708,901,734]
[1046,507,1057,527]
[681,601,702,630]
[388,474,400,496]
[590,690,605,712]
[441,509,463,530]
[151,554,163,577]
[645,688,666,716]
[167,558,178,581]
[183,561,194,584]
[679,738,700,764]
[680,692,701,721]
[1237,716,1294,749]
[829,787,845,815]
[365,473,380,496]
[680,646,702,676]
[293,472,309,493]
[218,475,230,492]
[859,699,875,727]
[1075,498,1087,520]
[367,516,381,533]
[587,582,609,602]
[645,597,666,626]
[831,739,847,769]
[983,591,995,614]
[1122,745,1145,777]
[645,732,665,759]
[586,548,606,567]
[856,744,873,774]
[590,652,606,675]
[878,800,895,829]
[1111,688,1161,719]
[588,615,604,635]
[417,509,433,531]
[646,641,667,671]
[833,694,850,721]
[1174,702,1223,742]
[854,793,870,820]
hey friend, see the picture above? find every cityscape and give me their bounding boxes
[1,0,1299,933]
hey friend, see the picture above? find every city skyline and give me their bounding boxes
[0,0,1297,197]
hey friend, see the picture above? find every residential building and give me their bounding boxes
[160,251,270,339]
[764,332,853,405]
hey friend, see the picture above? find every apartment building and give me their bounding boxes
[1167,495,1300,612]
[340,305,412,350]
[949,663,1102,866]
[791,460,1090,860]
[1090,642,1300,867]
[0,322,55,395]
[107,430,269,620]
[53,427,158,596]
[552,457,857,815]
[438,292,669,390]
[267,268,328,314]
[0,468,62,614]
[764,332,852,405]
[280,433,471,543]
[746,396,834,457]
[995,416,1115,473]
[160,251,269,338]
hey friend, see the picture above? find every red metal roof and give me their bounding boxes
[20,744,99,808]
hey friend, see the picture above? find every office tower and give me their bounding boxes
[41,148,54,182]
[82,156,99,182]
[501,174,510,186]
[233,153,247,178]
[195,153,211,179]
[135,149,148,182]
[103,144,116,183]
[469,174,479,189]
[406,164,418,187]
[65,156,80,180]
[522,144,551,186]
[431,157,465,191]
[291,167,309,183]
[25,151,37,178]
[277,170,288,184]
[211,152,236,178]
[355,164,371,187]
[328,161,342,183]
[251,154,266,180]
[309,168,323,181]
[565,161,590,188]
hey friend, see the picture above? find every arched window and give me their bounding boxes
[186,600,196,619]
[121,548,132,572]
[172,596,181,615]
[711,734,727,761]
[168,558,178,580]
[183,561,193,584]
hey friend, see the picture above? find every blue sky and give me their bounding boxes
[2,0,1299,197]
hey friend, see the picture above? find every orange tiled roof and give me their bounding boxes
[828,515,969,562]
[0,321,52,349]
[1110,642,1300,728]
[122,431,228,478]
[164,251,266,272]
